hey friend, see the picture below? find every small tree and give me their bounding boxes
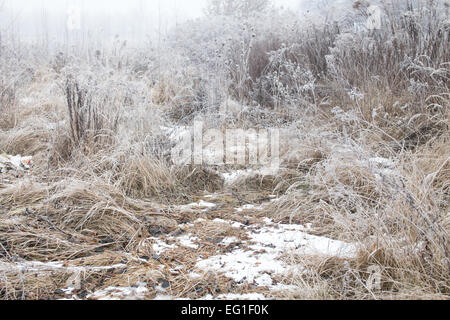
[205,0,270,17]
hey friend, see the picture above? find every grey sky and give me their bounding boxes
[0,0,305,43]
[2,0,301,19]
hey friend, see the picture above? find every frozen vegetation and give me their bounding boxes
[0,0,448,300]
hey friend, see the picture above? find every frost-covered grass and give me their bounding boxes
[0,0,448,300]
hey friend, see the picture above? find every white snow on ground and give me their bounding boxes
[195,220,357,288]
[188,272,202,279]
[60,287,76,295]
[201,293,267,300]
[0,260,126,273]
[177,234,200,249]
[217,293,266,300]
[176,200,217,211]
[4,211,356,300]
[221,237,239,246]
[0,154,33,172]
[249,224,357,258]
[151,232,200,254]
[169,265,185,275]
[211,218,245,229]
[2,175,355,300]
[87,282,148,300]
[204,193,219,199]
[195,200,217,208]
[235,204,264,212]
[231,221,245,228]
[153,295,174,300]
[222,167,279,186]
[195,248,285,286]
[151,238,178,254]
[154,293,267,300]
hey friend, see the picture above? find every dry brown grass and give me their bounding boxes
[0,0,448,299]
[176,166,225,193]
[269,111,449,299]
[0,178,166,254]
[0,127,49,157]
[115,151,180,199]
[0,251,158,300]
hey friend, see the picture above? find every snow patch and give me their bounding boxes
[177,200,217,211]
[177,234,200,249]
[195,248,285,284]
[0,260,126,273]
[222,167,279,186]
[235,204,263,212]
[195,221,357,287]
[221,237,239,246]
[88,282,148,300]
[151,238,177,255]
[216,293,267,300]
[0,154,33,172]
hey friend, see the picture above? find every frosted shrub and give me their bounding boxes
[171,8,302,107]
[263,46,318,110]
[61,66,142,151]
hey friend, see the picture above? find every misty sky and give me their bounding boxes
[2,0,301,20]
[0,0,304,42]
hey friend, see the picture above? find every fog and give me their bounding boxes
[0,0,303,45]
[1,0,447,301]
